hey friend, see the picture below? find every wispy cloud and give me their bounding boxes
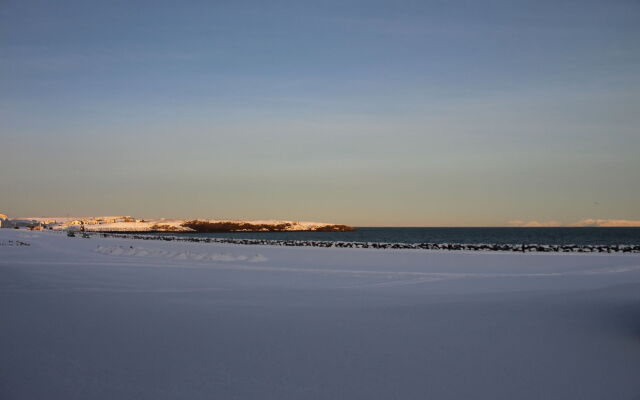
[509,219,640,227]
[2,46,200,72]
[568,219,640,227]
[507,220,562,227]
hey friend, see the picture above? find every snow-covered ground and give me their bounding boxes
[1,229,639,399]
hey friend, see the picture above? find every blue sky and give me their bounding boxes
[1,0,639,226]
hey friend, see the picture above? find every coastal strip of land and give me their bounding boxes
[1,215,355,233]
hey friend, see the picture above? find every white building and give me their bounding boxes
[0,214,8,228]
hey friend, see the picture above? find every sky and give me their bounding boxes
[1,0,639,226]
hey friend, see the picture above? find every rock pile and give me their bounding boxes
[89,233,640,253]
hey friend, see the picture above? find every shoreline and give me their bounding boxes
[86,231,640,253]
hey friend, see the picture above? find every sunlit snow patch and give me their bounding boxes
[95,245,267,263]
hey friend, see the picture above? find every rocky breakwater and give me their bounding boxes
[89,232,640,253]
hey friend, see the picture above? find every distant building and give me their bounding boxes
[7,219,35,229]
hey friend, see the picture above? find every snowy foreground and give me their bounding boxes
[1,230,640,400]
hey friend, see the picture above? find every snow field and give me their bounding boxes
[1,229,640,399]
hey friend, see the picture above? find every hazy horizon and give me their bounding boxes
[4,213,640,228]
[2,0,639,226]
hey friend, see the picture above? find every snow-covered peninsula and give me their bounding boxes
[1,215,354,232]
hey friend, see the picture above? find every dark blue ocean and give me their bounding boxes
[169,227,640,246]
